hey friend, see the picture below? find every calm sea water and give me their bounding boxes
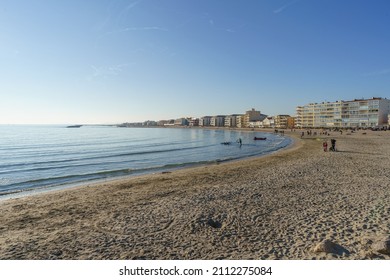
[0,125,291,197]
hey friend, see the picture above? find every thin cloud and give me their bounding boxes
[123,26,168,31]
[97,0,143,31]
[274,0,300,14]
[105,26,168,35]
[207,16,242,33]
[125,0,141,11]
[117,0,143,24]
[88,64,130,81]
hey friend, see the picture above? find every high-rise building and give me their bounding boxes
[243,108,262,127]
[296,97,390,128]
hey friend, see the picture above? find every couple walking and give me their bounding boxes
[323,139,336,152]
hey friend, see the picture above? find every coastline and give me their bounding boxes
[0,128,292,201]
[1,130,390,260]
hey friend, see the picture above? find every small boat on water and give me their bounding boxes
[254,137,267,140]
[66,125,82,128]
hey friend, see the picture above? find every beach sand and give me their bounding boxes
[1,130,390,260]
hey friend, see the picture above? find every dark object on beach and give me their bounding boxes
[330,139,336,151]
[207,218,222,229]
[66,125,82,128]
[254,137,267,140]
[221,142,232,145]
[313,240,350,255]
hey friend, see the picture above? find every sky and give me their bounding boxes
[1,0,390,124]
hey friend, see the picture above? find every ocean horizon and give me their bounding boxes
[0,125,291,198]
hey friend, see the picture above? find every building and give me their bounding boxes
[210,115,226,127]
[143,120,157,126]
[248,121,262,128]
[243,108,263,127]
[224,114,243,127]
[199,116,212,127]
[235,115,244,128]
[261,117,275,128]
[296,97,390,128]
[157,120,169,126]
[274,115,290,129]
[189,118,199,127]
[160,119,175,126]
[174,118,189,126]
[287,117,296,129]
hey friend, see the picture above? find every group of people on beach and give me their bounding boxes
[301,130,332,138]
[323,139,337,152]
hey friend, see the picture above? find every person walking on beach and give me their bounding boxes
[323,140,328,152]
[330,139,336,151]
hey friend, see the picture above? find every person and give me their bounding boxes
[323,140,328,152]
[301,131,304,138]
[330,139,336,151]
[238,138,242,146]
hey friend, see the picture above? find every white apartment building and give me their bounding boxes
[224,114,243,127]
[235,115,244,128]
[296,97,390,128]
[210,115,226,127]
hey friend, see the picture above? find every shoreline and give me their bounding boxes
[1,130,390,260]
[0,129,293,201]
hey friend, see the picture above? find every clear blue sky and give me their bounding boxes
[1,0,389,124]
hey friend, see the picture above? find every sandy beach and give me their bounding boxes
[1,129,389,260]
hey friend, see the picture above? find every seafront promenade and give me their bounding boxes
[1,129,390,260]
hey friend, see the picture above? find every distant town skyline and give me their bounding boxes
[1,1,389,124]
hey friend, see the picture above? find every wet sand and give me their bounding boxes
[1,130,389,260]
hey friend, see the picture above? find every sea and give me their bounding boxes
[0,125,292,198]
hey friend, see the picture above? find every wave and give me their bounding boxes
[0,159,222,196]
[0,145,209,174]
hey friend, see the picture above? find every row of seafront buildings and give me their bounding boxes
[296,97,390,129]
[159,109,295,129]
[182,97,390,129]
[120,97,390,130]
[198,109,267,128]
[119,108,295,129]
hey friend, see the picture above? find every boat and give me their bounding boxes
[254,137,267,140]
[66,125,82,128]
